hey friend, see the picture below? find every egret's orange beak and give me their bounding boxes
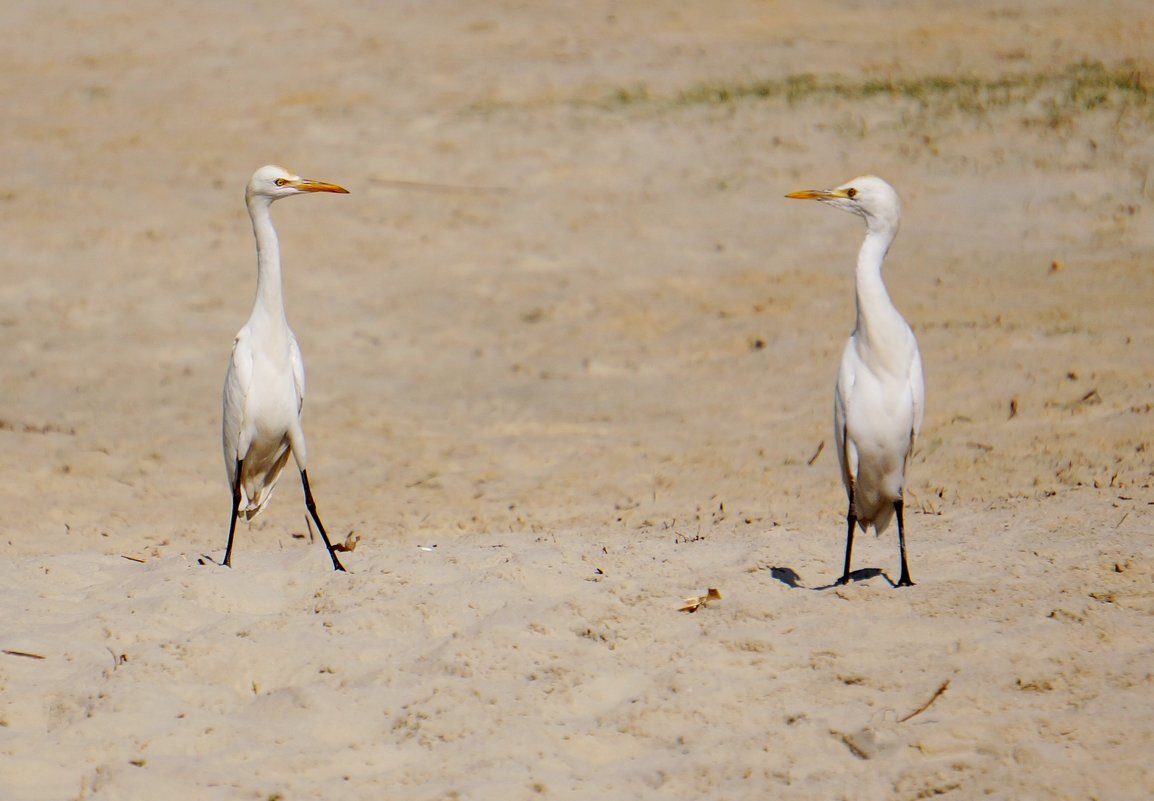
[294,178,349,194]
[786,188,845,201]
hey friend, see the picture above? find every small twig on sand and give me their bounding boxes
[3,649,46,660]
[807,440,825,466]
[899,679,950,723]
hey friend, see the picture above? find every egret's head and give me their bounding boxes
[787,175,900,234]
[246,164,349,203]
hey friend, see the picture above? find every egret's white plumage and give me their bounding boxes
[221,164,349,571]
[787,176,924,587]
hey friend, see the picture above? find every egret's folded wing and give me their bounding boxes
[289,331,306,415]
[222,330,254,465]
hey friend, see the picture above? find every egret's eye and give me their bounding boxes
[845,187,857,199]
[274,178,288,187]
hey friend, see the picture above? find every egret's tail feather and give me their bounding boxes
[237,447,291,521]
[241,493,272,521]
[855,503,895,536]
[240,476,281,520]
[872,506,894,536]
[872,504,895,535]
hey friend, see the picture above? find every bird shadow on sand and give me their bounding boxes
[769,566,805,588]
[770,566,895,590]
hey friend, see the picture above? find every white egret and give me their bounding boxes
[787,176,924,587]
[221,165,349,571]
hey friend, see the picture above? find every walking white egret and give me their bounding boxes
[221,165,349,571]
[787,176,924,587]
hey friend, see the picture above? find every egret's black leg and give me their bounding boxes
[223,459,243,568]
[836,491,856,585]
[301,470,347,572]
[894,499,915,587]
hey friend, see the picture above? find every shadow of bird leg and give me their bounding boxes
[301,469,347,572]
[222,458,243,568]
[827,568,884,589]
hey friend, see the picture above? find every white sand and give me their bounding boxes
[2,1,1153,798]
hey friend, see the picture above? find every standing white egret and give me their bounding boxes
[787,176,924,587]
[221,165,349,571]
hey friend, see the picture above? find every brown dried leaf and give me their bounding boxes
[679,588,722,612]
[333,531,361,553]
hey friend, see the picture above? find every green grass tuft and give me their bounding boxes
[600,60,1151,116]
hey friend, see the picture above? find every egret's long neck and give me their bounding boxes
[853,225,907,365]
[248,195,288,329]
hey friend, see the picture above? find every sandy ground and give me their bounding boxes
[2,1,1154,798]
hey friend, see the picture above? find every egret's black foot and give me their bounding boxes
[896,575,915,588]
[836,574,851,586]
